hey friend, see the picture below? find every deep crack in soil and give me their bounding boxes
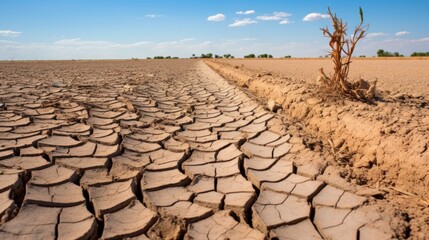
[0,59,413,239]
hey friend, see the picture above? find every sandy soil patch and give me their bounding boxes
[222,58,429,98]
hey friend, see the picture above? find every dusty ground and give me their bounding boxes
[222,58,429,98]
[0,59,415,239]
[206,59,429,239]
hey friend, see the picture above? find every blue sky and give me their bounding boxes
[1,0,428,60]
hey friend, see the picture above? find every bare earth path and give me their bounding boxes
[0,60,398,239]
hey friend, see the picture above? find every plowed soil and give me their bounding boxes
[0,59,425,239]
[223,58,429,98]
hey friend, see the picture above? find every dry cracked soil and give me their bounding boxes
[0,59,422,239]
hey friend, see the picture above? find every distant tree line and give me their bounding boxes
[377,49,429,57]
[190,53,235,59]
[410,52,429,57]
[140,50,428,60]
[257,54,273,58]
[145,53,296,59]
[199,53,213,58]
[377,49,404,57]
[248,54,293,58]
[148,56,179,59]
[192,53,292,59]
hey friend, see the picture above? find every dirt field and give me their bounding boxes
[206,59,429,239]
[0,59,423,239]
[222,58,429,98]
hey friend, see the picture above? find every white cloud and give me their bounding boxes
[410,37,429,43]
[236,10,255,15]
[237,38,257,41]
[52,38,154,50]
[180,38,195,42]
[228,18,258,27]
[302,13,330,21]
[54,38,113,46]
[54,38,84,45]
[129,41,154,47]
[366,32,387,38]
[395,31,410,36]
[199,41,213,47]
[279,20,291,25]
[0,30,22,37]
[145,14,164,18]
[256,12,291,21]
[207,13,225,22]
[52,38,196,50]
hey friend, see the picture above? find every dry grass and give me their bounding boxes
[317,7,377,101]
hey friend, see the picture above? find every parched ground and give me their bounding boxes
[223,58,429,98]
[0,59,415,239]
[205,59,429,240]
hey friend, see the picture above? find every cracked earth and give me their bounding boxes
[0,60,398,239]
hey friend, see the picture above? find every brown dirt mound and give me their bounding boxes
[205,59,429,238]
